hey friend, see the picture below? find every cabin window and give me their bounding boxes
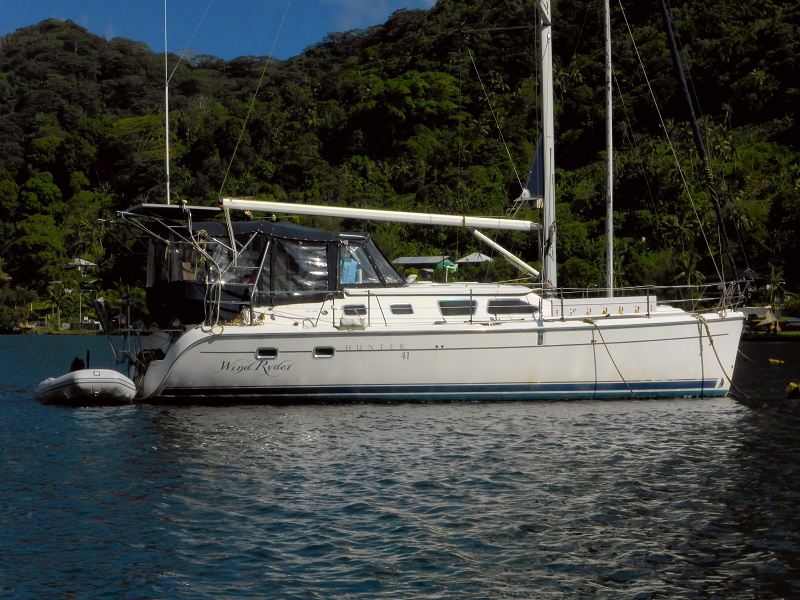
[256,347,278,360]
[391,304,414,315]
[342,304,367,316]
[438,299,477,317]
[487,298,536,315]
[313,346,335,359]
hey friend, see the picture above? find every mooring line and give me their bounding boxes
[693,313,749,399]
[583,318,637,398]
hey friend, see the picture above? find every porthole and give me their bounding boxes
[313,346,335,359]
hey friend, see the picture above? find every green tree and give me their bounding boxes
[0,283,36,332]
[19,171,63,215]
[6,214,66,289]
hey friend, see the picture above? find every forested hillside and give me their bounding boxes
[1,0,798,328]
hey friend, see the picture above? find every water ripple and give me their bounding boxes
[3,337,800,597]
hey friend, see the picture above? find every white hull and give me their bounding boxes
[134,289,744,403]
[35,369,137,406]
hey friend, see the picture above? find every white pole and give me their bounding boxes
[536,1,557,289]
[604,0,614,297]
[471,229,540,278]
[164,0,171,205]
[222,198,540,232]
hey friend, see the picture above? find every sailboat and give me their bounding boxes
[102,1,743,403]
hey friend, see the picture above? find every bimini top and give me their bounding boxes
[191,219,349,242]
[122,202,406,326]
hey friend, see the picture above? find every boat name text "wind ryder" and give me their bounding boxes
[214,359,294,377]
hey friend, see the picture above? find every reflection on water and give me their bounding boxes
[1,336,800,597]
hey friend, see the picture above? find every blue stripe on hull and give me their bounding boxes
[156,379,725,402]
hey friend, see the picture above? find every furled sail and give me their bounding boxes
[512,136,544,208]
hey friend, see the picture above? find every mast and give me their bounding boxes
[164,0,171,205]
[604,0,613,296]
[535,1,556,289]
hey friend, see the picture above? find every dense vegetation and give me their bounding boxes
[1,0,798,330]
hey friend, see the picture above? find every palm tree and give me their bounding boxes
[767,263,785,309]
[760,263,785,334]
[46,281,67,330]
[673,251,706,290]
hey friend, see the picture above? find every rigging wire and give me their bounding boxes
[168,0,216,82]
[218,0,294,198]
[616,0,722,283]
[611,41,683,287]
[163,0,215,206]
[658,0,737,282]
[663,0,751,275]
[467,49,523,192]
[214,0,293,326]
[562,1,593,106]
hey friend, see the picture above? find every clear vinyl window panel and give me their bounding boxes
[339,244,381,286]
[338,241,404,286]
[273,240,329,292]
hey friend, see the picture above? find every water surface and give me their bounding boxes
[2,335,799,598]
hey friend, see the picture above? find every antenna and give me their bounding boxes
[604,0,613,297]
[164,0,171,205]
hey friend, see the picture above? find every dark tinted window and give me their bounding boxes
[391,304,414,315]
[343,304,367,316]
[487,298,536,315]
[438,299,477,316]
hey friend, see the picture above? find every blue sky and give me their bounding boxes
[1,0,437,60]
